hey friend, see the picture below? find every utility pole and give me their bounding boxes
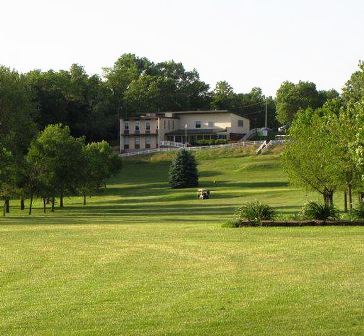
[265,99,268,128]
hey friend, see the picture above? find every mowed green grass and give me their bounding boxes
[1,147,363,335]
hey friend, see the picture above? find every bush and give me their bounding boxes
[300,201,339,220]
[168,149,198,188]
[222,219,241,228]
[193,139,228,146]
[236,201,275,223]
[353,203,364,219]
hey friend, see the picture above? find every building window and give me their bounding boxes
[195,121,201,129]
[124,136,129,149]
[146,121,150,131]
[208,121,214,128]
[146,135,151,148]
[238,120,244,127]
[135,121,140,132]
[172,120,174,129]
[124,122,129,134]
[135,136,140,149]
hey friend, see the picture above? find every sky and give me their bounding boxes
[1,0,363,96]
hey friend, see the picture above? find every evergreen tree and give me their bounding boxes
[169,150,198,188]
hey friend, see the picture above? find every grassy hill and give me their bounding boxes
[1,146,363,335]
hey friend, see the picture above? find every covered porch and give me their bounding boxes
[165,129,227,145]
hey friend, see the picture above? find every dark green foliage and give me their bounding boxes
[275,80,339,125]
[353,203,364,219]
[193,139,228,146]
[168,149,198,188]
[80,141,122,203]
[236,201,275,223]
[300,201,339,220]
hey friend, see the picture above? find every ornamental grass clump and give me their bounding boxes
[300,201,339,221]
[236,201,275,224]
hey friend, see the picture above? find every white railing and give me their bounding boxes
[160,140,186,148]
[241,128,259,141]
[256,140,268,154]
[120,141,264,157]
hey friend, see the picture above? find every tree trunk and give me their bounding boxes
[29,194,33,215]
[344,191,348,212]
[348,183,353,212]
[5,199,10,213]
[20,197,25,210]
[43,198,46,213]
[3,201,5,217]
[51,197,55,212]
[323,191,334,207]
[83,192,86,206]
[60,191,64,208]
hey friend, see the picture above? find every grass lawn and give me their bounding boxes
[1,147,363,335]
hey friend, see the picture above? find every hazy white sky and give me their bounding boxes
[1,0,363,96]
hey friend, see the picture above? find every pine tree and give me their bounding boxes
[169,149,198,188]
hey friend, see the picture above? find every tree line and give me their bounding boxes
[0,53,341,145]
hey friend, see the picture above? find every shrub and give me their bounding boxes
[168,149,198,188]
[353,203,364,219]
[236,201,275,223]
[193,139,228,146]
[222,219,241,228]
[300,201,339,220]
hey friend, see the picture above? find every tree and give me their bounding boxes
[342,60,364,104]
[351,100,364,187]
[26,65,116,142]
[275,81,338,125]
[26,124,85,210]
[169,150,198,188]
[324,100,362,211]
[282,107,342,206]
[80,141,122,205]
[210,81,237,110]
[0,66,37,157]
[0,147,15,216]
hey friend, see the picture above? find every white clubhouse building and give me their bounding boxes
[119,110,250,152]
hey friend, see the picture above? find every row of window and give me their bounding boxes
[124,119,243,131]
[124,121,151,132]
[124,136,152,145]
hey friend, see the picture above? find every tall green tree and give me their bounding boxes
[27,124,85,210]
[275,81,338,125]
[0,147,15,216]
[80,141,122,205]
[210,81,237,110]
[342,61,364,104]
[0,66,37,156]
[282,107,342,206]
[169,150,198,188]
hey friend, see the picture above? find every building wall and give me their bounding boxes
[229,113,250,134]
[120,111,250,151]
[120,118,159,152]
[157,117,179,144]
[172,112,249,135]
